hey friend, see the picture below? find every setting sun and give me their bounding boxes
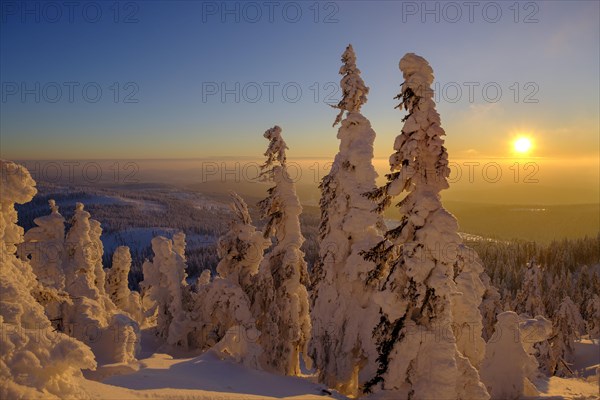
[514,137,533,154]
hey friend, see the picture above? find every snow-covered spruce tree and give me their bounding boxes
[187,192,267,366]
[89,218,107,297]
[63,203,101,299]
[106,246,144,324]
[360,54,488,398]
[61,202,140,365]
[451,246,488,369]
[216,191,270,292]
[514,261,547,318]
[17,200,140,365]
[585,293,600,338]
[189,272,253,350]
[17,199,66,290]
[189,273,262,367]
[252,126,312,375]
[16,199,72,326]
[480,312,547,399]
[544,274,564,318]
[196,269,211,286]
[310,44,385,396]
[582,268,600,326]
[331,44,369,127]
[173,231,186,262]
[548,296,585,376]
[479,270,504,342]
[1,160,96,399]
[140,235,190,347]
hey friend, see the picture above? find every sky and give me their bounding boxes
[1,0,599,202]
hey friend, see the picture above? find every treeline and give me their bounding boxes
[474,235,600,298]
[18,184,599,324]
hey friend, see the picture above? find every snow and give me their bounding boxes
[13,337,597,400]
[529,339,599,400]
[532,375,599,399]
[83,349,347,400]
[15,333,596,400]
[572,339,600,379]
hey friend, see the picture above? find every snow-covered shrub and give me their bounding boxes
[360,54,488,398]
[310,44,385,396]
[0,160,96,399]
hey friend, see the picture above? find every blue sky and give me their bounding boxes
[1,0,598,160]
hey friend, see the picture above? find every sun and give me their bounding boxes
[513,137,533,154]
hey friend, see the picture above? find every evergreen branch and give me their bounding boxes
[362,315,406,394]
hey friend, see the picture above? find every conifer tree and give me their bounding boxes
[253,126,312,375]
[310,44,385,395]
[360,54,488,398]
[1,161,96,398]
[106,246,144,324]
[549,296,585,376]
